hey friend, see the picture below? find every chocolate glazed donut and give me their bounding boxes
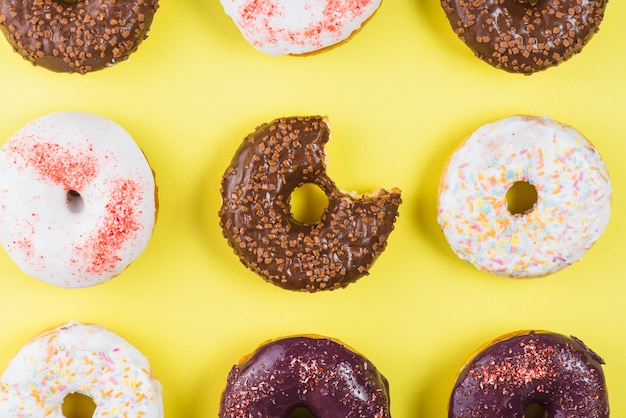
[440,0,608,74]
[449,331,609,418]
[219,116,402,292]
[219,336,391,418]
[0,0,159,74]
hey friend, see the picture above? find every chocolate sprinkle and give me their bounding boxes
[219,336,391,418]
[449,331,610,417]
[440,0,608,74]
[218,116,402,292]
[0,0,159,74]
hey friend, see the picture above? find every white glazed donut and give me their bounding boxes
[220,0,382,55]
[437,115,611,278]
[0,111,157,288]
[0,321,163,417]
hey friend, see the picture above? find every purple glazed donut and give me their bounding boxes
[219,335,391,417]
[449,331,609,418]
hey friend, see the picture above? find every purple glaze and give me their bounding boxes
[219,336,391,418]
[449,331,609,418]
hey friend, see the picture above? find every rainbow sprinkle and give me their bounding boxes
[0,322,163,417]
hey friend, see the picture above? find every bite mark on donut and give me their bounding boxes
[219,116,401,292]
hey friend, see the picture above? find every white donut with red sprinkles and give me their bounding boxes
[220,0,382,55]
[0,112,157,288]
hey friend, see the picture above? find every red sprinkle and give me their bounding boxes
[14,237,34,258]
[9,139,99,191]
[81,178,143,274]
[240,0,371,46]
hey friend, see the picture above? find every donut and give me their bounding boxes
[437,115,611,278]
[440,0,608,74]
[0,111,158,288]
[449,330,609,417]
[0,0,159,74]
[219,115,402,292]
[0,321,163,417]
[219,335,391,417]
[220,0,382,55]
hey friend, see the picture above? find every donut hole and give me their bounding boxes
[289,183,329,224]
[66,190,84,213]
[288,406,316,418]
[506,181,538,215]
[524,403,548,418]
[61,392,96,417]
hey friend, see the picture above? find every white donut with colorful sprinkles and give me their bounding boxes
[0,321,163,417]
[0,111,157,288]
[437,115,611,278]
[220,0,382,55]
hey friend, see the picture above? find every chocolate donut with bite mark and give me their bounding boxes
[218,116,401,292]
[219,335,391,418]
[449,330,609,418]
[0,0,159,74]
[440,0,608,74]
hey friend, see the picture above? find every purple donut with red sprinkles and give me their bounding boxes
[449,331,609,418]
[219,335,391,418]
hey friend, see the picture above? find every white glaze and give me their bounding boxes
[220,0,382,55]
[0,321,163,417]
[0,112,157,288]
[437,115,611,277]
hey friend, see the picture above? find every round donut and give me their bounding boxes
[0,0,159,74]
[0,111,158,288]
[440,0,608,74]
[449,330,609,418]
[0,321,163,417]
[437,115,611,278]
[219,335,391,417]
[220,0,382,55]
[219,115,402,292]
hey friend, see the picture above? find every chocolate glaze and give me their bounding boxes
[219,336,391,418]
[219,116,402,292]
[449,331,609,418]
[0,0,159,74]
[440,0,608,74]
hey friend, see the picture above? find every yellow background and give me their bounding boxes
[0,0,625,416]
